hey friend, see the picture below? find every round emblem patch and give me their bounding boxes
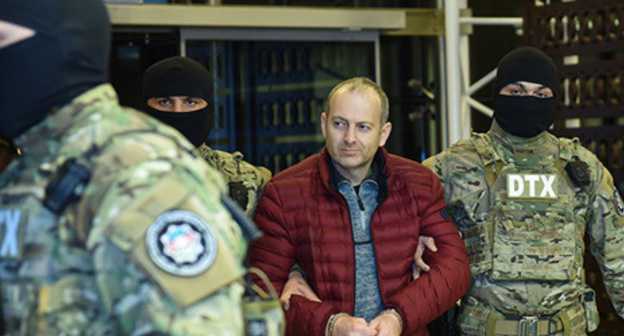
[613,189,624,217]
[146,210,217,277]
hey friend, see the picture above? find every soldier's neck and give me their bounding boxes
[490,120,548,149]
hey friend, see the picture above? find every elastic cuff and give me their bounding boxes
[325,313,349,336]
[289,263,308,280]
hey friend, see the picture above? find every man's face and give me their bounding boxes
[0,20,35,49]
[321,89,391,182]
[147,96,208,113]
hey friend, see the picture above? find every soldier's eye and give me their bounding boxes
[157,99,172,106]
[534,90,553,99]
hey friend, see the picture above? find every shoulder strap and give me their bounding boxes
[471,133,504,188]
[556,137,574,179]
[558,137,578,162]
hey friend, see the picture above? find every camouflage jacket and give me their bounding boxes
[423,122,624,320]
[0,84,248,335]
[198,144,271,217]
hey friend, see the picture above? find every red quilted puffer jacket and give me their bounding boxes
[250,148,470,336]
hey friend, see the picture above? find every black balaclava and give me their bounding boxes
[0,0,110,141]
[493,46,558,138]
[142,56,214,147]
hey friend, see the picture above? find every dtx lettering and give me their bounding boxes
[0,210,21,257]
[507,174,557,199]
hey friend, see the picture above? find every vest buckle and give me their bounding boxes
[517,316,538,336]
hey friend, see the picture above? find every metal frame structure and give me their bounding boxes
[440,0,523,147]
[106,4,444,86]
[106,4,406,30]
[179,28,382,83]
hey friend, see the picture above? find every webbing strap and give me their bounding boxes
[484,161,505,189]
[557,302,588,336]
[493,318,564,335]
[471,134,504,189]
[560,313,572,336]
[485,310,499,336]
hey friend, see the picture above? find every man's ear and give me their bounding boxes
[379,122,392,147]
[321,112,328,139]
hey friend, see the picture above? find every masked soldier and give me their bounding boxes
[423,46,624,336]
[0,0,255,334]
[142,56,272,217]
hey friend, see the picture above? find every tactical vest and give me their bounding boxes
[453,134,589,281]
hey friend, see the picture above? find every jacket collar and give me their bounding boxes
[322,147,388,205]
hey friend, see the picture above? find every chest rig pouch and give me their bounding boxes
[467,135,587,282]
[448,190,493,276]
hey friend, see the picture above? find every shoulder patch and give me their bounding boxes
[146,210,217,277]
[613,188,624,217]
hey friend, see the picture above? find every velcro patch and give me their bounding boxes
[0,209,24,259]
[146,210,217,277]
[507,174,558,200]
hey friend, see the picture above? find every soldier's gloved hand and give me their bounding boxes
[280,271,321,310]
[331,314,378,336]
[412,235,438,280]
[369,310,402,336]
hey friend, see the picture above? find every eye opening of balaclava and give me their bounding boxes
[0,0,110,141]
[493,46,559,138]
[142,56,215,147]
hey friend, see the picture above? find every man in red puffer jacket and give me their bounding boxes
[250,77,470,336]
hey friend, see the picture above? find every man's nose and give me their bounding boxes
[344,126,356,143]
[172,100,186,113]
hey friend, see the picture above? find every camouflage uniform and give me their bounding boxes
[198,144,272,217]
[423,122,624,336]
[0,84,248,335]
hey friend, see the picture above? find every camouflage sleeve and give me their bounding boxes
[86,134,248,335]
[422,140,485,209]
[423,151,451,201]
[198,145,272,216]
[422,154,444,180]
[586,160,624,319]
